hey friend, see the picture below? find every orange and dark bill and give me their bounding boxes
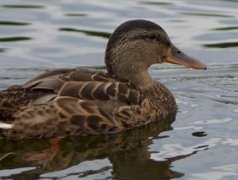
[165,45,207,70]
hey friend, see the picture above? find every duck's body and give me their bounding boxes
[0,20,206,140]
[0,68,176,139]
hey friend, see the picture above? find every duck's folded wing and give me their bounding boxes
[23,68,116,91]
[0,68,147,139]
[23,68,74,86]
[22,68,143,106]
[1,97,123,140]
[0,69,114,116]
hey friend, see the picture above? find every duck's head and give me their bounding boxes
[105,20,206,85]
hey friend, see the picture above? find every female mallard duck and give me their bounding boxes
[0,20,206,140]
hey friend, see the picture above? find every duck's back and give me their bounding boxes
[0,68,149,139]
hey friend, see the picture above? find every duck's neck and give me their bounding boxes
[110,61,153,87]
[105,48,153,87]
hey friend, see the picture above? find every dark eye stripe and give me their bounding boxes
[147,35,157,40]
[129,33,171,47]
[147,35,171,46]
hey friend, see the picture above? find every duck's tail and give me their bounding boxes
[0,87,19,138]
[0,86,44,122]
[0,122,13,129]
[0,122,13,139]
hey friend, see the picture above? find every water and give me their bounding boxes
[0,0,238,179]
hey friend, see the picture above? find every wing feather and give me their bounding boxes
[2,97,122,139]
[0,68,144,131]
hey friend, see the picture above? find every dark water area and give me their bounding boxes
[0,0,238,179]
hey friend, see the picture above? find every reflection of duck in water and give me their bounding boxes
[0,20,206,140]
[0,118,188,179]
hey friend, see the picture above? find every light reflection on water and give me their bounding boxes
[0,0,238,179]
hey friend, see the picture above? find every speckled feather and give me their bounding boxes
[0,68,174,140]
[0,68,176,140]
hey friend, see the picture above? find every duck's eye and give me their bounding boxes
[147,35,157,40]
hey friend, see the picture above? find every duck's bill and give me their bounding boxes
[164,46,207,70]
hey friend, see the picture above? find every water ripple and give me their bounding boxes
[0,167,36,178]
[1,4,44,9]
[139,1,172,6]
[64,13,88,17]
[0,36,32,42]
[41,159,112,179]
[150,138,221,161]
[191,164,238,180]
[0,21,30,26]
[193,118,232,125]
[204,41,238,48]
[0,0,238,179]
[59,28,111,38]
[181,12,233,18]
[213,26,238,31]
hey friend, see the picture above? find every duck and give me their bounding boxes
[0,19,206,140]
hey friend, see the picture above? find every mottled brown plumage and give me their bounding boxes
[0,20,206,140]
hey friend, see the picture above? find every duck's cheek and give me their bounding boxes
[151,53,162,64]
[151,51,161,62]
[154,51,166,64]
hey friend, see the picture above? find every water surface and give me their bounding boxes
[0,0,238,179]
